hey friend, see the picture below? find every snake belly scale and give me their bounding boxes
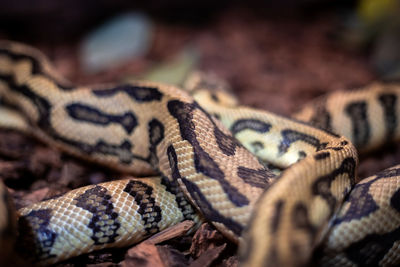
[0,40,399,267]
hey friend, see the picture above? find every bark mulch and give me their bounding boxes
[1,8,399,266]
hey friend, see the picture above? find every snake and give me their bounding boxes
[0,40,399,266]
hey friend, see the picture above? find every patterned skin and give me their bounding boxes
[0,42,399,266]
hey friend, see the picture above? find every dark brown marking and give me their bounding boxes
[214,125,240,156]
[166,144,244,236]
[344,227,400,266]
[74,186,120,245]
[124,180,162,235]
[0,49,72,90]
[308,105,332,132]
[17,209,57,262]
[312,157,356,215]
[345,101,370,149]
[334,167,400,224]
[279,129,326,154]
[314,152,330,160]
[237,166,274,189]
[66,103,138,134]
[230,119,271,135]
[0,72,149,166]
[160,176,198,221]
[167,100,249,207]
[391,187,400,214]
[292,203,317,236]
[378,93,397,140]
[92,84,163,102]
[298,151,307,160]
[271,200,284,234]
[211,93,219,102]
[147,118,165,167]
[251,141,264,153]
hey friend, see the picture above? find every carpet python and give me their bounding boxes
[0,41,399,266]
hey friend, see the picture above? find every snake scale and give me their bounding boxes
[0,41,399,266]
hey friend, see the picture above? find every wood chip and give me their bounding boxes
[122,242,164,267]
[189,243,226,267]
[28,148,61,175]
[157,245,189,267]
[0,130,33,159]
[59,161,86,186]
[0,161,25,180]
[146,220,195,245]
[221,256,238,267]
[87,264,116,267]
[19,187,49,206]
[122,221,195,267]
[190,223,225,258]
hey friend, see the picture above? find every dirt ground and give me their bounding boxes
[1,7,399,266]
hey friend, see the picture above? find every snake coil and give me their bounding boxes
[0,41,399,266]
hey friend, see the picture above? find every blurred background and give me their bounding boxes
[1,0,399,114]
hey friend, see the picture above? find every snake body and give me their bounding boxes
[0,41,399,266]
